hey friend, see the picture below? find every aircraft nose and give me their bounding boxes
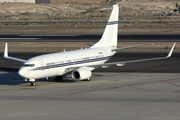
[18,68,27,78]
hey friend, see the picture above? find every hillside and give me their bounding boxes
[0,1,180,35]
[0,1,179,21]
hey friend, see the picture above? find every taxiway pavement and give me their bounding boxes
[0,49,179,120]
[0,34,180,42]
[0,72,179,120]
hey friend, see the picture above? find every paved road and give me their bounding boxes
[1,51,179,73]
[0,34,180,42]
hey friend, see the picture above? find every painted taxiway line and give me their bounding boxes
[20,35,80,36]
[0,38,40,39]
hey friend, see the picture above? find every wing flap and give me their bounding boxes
[88,43,176,68]
[64,43,175,72]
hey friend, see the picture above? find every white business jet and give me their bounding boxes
[4,4,176,86]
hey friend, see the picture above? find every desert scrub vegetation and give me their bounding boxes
[148,24,156,27]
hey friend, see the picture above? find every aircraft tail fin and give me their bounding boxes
[91,4,119,48]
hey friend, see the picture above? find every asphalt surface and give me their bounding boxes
[0,72,180,120]
[1,51,179,73]
[0,37,180,119]
[0,34,180,120]
[0,34,180,42]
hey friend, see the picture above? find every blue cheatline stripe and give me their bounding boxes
[30,56,112,71]
[107,21,118,25]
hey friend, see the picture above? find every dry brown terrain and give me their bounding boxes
[50,0,106,4]
[0,25,180,35]
[0,1,179,21]
[0,1,180,35]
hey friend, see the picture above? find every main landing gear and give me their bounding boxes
[82,78,91,81]
[54,76,63,81]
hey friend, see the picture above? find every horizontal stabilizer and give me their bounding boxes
[112,43,153,51]
[86,43,93,47]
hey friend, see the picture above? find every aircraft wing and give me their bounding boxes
[4,43,26,63]
[89,43,176,68]
[65,43,176,71]
[112,43,153,51]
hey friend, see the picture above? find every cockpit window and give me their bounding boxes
[24,64,35,67]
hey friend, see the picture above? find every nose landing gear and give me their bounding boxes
[30,82,36,86]
[25,78,36,86]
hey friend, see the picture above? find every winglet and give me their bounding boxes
[4,43,8,58]
[3,43,26,63]
[166,43,176,58]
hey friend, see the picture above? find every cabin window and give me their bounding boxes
[24,64,35,67]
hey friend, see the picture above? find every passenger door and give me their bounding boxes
[39,59,45,71]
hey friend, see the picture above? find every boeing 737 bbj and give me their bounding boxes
[4,5,176,86]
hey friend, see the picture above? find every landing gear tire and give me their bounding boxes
[83,78,91,81]
[30,82,36,86]
[54,76,63,81]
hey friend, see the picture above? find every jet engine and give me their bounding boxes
[72,68,92,80]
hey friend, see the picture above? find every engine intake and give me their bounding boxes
[72,68,92,80]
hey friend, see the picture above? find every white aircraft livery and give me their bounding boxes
[4,5,176,86]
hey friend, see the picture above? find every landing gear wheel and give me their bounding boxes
[30,82,36,86]
[83,78,91,81]
[54,76,63,81]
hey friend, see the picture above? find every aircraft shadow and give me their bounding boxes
[0,67,19,72]
[0,72,104,86]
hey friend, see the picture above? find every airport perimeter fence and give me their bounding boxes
[35,0,50,3]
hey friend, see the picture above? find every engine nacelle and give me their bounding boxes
[72,68,92,80]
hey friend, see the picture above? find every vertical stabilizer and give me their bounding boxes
[91,4,119,48]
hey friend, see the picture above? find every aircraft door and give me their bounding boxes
[39,59,45,71]
[104,50,107,57]
[73,58,76,65]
